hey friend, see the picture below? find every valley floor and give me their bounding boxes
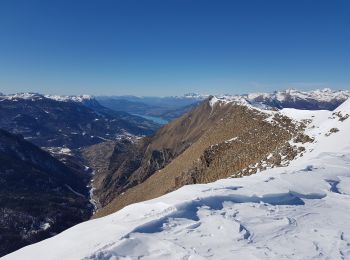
[5,101,350,260]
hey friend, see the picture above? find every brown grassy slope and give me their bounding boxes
[94,100,305,218]
[84,98,230,208]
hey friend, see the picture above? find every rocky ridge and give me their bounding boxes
[86,96,313,218]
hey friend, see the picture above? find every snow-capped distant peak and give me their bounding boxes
[0,92,94,103]
[208,95,252,110]
[44,94,94,103]
[272,88,350,102]
[206,88,350,111]
[183,93,208,99]
[0,92,45,101]
[246,88,350,101]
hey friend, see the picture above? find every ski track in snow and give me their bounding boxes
[4,99,350,260]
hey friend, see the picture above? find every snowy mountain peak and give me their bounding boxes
[0,92,45,101]
[272,88,350,102]
[206,88,350,110]
[0,92,94,103]
[319,87,332,92]
[208,95,249,108]
[44,94,94,103]
[247,88,349,100]
[179,93,209,99]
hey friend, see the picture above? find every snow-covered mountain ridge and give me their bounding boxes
[5,98,350,259]
[209,88,350,110]
[246,88,350,102]
[2,88,349,105]
[0,92,94,102]
[181,88,350,103]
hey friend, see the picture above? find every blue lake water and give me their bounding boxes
[133,114,169,125]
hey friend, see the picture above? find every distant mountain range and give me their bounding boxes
[96,94,203,121]
[1,88,350,257]
[244,88,350,110]
[97,89,350,122]
[0,93,159,149]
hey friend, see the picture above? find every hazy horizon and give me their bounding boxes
[1,86,349,98]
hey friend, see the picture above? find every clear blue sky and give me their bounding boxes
[0,0,349,96]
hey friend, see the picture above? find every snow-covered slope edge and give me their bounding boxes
[5,99,350,260]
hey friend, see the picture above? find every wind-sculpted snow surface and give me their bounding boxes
[4,99,350,259]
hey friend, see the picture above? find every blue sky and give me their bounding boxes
[0,0,349,96]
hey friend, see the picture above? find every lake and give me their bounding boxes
[133,114,169,125]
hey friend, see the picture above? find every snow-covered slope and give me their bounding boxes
[5,99,350,259]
